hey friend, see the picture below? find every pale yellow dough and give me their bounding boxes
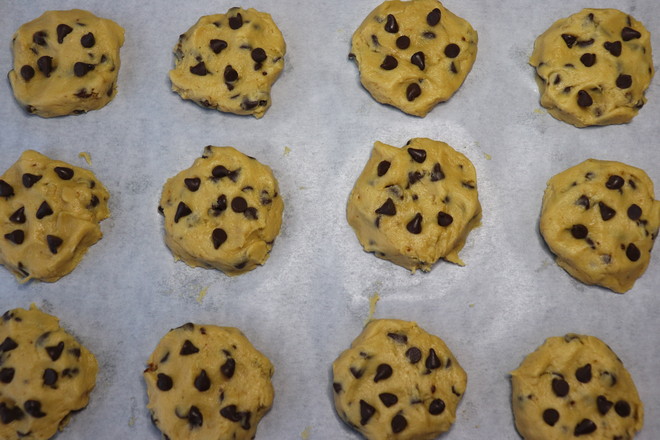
[159,146,283,276]
[8,9,124,118]
[0,150,110,282]
[351,0,477,117]
[540,159,660,293]
[530,9,654,127]
[347,138,481,272]
[144,323,274,440]
[511,334,643,440]
[332,319,467,440]
[170,8,286,118]
[0,305,98,440]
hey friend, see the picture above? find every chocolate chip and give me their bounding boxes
[22,400,45,419]
[20,65,35,81]
[212,228,227,249]
[190,62,207,76]
[74,62,95,77]
[81,32,95,48]
[212,165,230,178]
[422,31,436,39]
[359,400,375,425]
[444,44,460,58]
[46,235,63,254]
[350,367,364,379]
[4,230,24,245]
[184,178,201,192]
[543,408,559,426]
[33,31,48,46]
[54,167,74,180]
[433,211,453,227]
[333,382,342,393]
[570,224,588,239]
[406,213,423,234]
[551,378,569,397]
[0,180,14,198]
[212,195,228,214]
[575,364,592,383]
[224,65,238,82]
[427,163,444,182]
[391,414,407,433]
[616,74,632,89]
[37,56,54,77]
[425,348,441,370]
[627,204,642,220]
[380,55,398,70]
[221,358,235,378]
[0,368,15,384]
[180,340,199,355]
[385,14,398,33]
[408,171,424,186]
[56,24,73,43]
[427,8,441,26]
[428,398,445,415]
[210,39,228,54]
[406,83,421,101]
[615,400,631,417]
[621,27,641,41]
[576,195,590,209]
[580,53,596,67]
[156,373,173,391]
[387,333,407,344]
[251,48,267,63]
[231,197,247,213]
[36,201,53,219]
[375,198,396,216]
[411,51,425,70]
[577,90,593,107]
[574,419,597,436]
[396,36,410,49]
[220,404,241,422]
[0,403,24,424]
[597,395,613,414]
[174,202,192,223]
[374,363,393,382]
[379,393,398,407]
[377,161,391,177]
[194,369,211,391]
[229,13,243,30]
[406,347,421,363]
[597,202,616,221]
[407,148,426,163]
[604,41,622,56]
[43,368,58,386]
[187,406,203,428]
[0,337,18,352]
[46,341,64,361]
[561,33,577,48]
[626,243,640,262]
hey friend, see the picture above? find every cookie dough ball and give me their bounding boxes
[0,150,110,282]
[350,0,477,116]
[8,9,124,118]
[511,334,643,439]
[347,138,481,272]
[159,146,283,276]
[332,319,467,440]
[170,7,286,118]
[540,159,660,293]
[530,9,654,127]
[144,322,274,440]
[0,305,98,440]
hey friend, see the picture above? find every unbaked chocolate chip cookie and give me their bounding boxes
[530,9,654,127]
[540,159,660,293]
[347,138,481,272]
[159,146,283,276]
[511,334,643,439]
[0,305,98,440]
[350,0,478,116]
[144,322,274,440]
[0,150,110,282]
[8,9,124,118]
[332,319,467,440]
[170,7,286,118]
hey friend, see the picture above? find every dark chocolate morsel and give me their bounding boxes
[427,8,441,26]
[561,34,577,48]
[360,400,375,425]
[616,74,632,89]
[574,419,597,436]
[57,24,73,43]
[627,204,642,220]
[621,27,641,41]
[411,51,425,70]
[190,62,208,76]
[423,31,436,39]
[212,165,231,178]
[444,44,460,58]
[0,403,24,424]
[33,31,48,46]
[374,363,393,382]
[220,405,242,422]
[0,337,18,352]
[81,33,95,48]
[615,400,631,417]
[387,333,407,343]
[407,148,426,163]
[580,53,596,67]
[187,406,203,428]
[333,382,342,393]
[36,201,53,219]
[212,228,228,249]
[575,364,592,383]
[46,341,64,361]
[599,202,616,221]
[626,243,640,262]
[577,90,593,107]
[43,368,58,386]
[396,36,410,49]
[224,65,239,82]
[157,373,173,391]
[180,339,199,355]
[551,378,569,397]
[385,14,398,33]
[438,212,453,227]
[430,163,444,181]
[251,48,267,62]
[0,180,14,197]
[604,41,622,56]
[380,55,398,70]
[231,197,248,213]
[37,56,54,77]
[379,393,398,407]
[375,198,396,216]
[46,235,63,254]
[184,178,201,192]
[0,368,15,384]
[221,358,235,378]
[377,161,391,177]
[576,195,590,209]
[194,369,211,391]
[74,62,95,77]
[425,348,441,370]
[9,207,26,224]
[391,414,407,433]
[54,167,74,180]
[212,195,228,213]
[571,224,588,239]
[210,39,228,54]
[406,83,421,101]
[174,202,192,223]
[4,230,24,245]
[20,65,35,81]
[406,213,423,234]
[597,395,613,414]
[406,347,422,363]
[429,399,445,415]
[229,13,243,30]
[543,408,559,426]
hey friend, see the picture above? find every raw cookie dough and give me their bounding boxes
[0,305,98,440]
[511,334,643,439]
[350,0,478,117]
[159,146,283,276]
[332,319,467,440]
[0,150,110,282]
[530,9,654,127]
[144,322,274,440]
[347,138,481,272]
[540,159,660,293]
[8,9,124,118]
[170,7,286,118]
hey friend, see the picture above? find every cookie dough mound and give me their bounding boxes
[0,150,110,282]
[350,0,477,117]
[332,319,467,440]
[159,146,283,276]
[511,334,643,440]
[144,322,274,440]
[540,159,660,293]
[530,9,654,127]
[8,9,124,118]
[347,138,481,272]
[0,305,98,440]
[170,7,286,118]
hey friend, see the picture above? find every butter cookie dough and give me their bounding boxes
[332,319,467,440]
[511,334,643,440]
[0,305,98,440]
[8,9,124,118]
[159,146,283,276]
[0,150,110,282]
[347,138,481,272]
[350,0,478,116]
[540,159,660,293]
[530,9,654,127]
[144,322,274,440]
[170,7,286,118]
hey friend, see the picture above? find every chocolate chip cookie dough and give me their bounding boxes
[0,150,110,282]
[0,305,98,440]
[511,334,643,439]
[350,0,478,116]
[170,7,286,118]
[332,319,467,440]
[530,9,654,127]
[347,138,481,272]
[540,159,660,293]
[144,322,274,440]
[8,9,124,118]
[159,146,283,276]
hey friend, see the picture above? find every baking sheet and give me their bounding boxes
[1,0,660,438]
